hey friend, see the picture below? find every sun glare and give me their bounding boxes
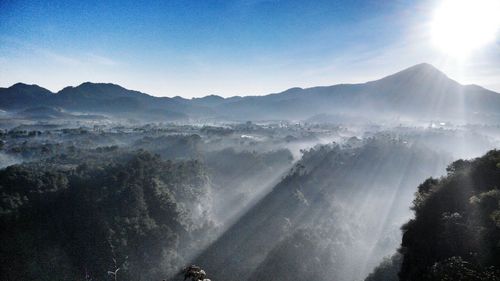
[431,0,500,58]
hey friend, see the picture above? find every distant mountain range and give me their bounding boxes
[2,63,500,123]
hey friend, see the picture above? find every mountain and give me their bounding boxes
[2,63,500,122]
[0,82,210,121]
[191,94,226,106]
[210,63,500,122]
[52,83,199,120]
[0,83,54,109]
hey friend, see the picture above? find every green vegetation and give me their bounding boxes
[2,119,500,281]
[0,150,215,281]
[368,150,500,281]
[196,137,450,281]
[364,253,402,281]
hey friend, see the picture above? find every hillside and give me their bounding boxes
[366,150,500,281]
[0,150,216,281]
[192,136,451,281]
[399,150,500,280]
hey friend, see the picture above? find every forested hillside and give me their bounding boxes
[0,150,216,281]
[400,150,500,280]
[0,124,298,281]
[1,121,499,281]
[366,150,500,281]
[194,136,451,281]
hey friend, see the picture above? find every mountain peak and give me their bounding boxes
[10,82,30,88]
[404,62,443,74]
[76,82,126,91]
[398,63,447,76]
[58,82,128,92]
[56,82,149,99]
[410,62,436,69]
[374,63,453,86]
[8,83,53,95]
[193,94,224,101]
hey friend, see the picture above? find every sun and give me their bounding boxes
[430,0,500,58]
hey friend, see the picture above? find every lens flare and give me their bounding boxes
[431,0,500,58]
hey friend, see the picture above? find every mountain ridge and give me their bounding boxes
[2,63,500,122]
[0,63,477,100]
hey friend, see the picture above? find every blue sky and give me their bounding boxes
[1,0,499,97]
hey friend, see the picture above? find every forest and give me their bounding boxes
[367,150,500,281]
[0,119,499,281]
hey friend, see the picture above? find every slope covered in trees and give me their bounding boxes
[194,136,451,281]
[0,124,298,281]
[2,120,500,281]
[0,150,216,281]
[364,253,402,281]
[398,150,500,280]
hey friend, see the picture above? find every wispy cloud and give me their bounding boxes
[41,49,83,66]
[0,36,119,67]
[87,53,119,66]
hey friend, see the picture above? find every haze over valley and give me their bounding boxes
[2,0,500,280]
[2,62,500,280]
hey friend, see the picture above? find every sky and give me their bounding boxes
[0,0,499,98]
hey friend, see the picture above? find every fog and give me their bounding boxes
[2,111,500,281]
